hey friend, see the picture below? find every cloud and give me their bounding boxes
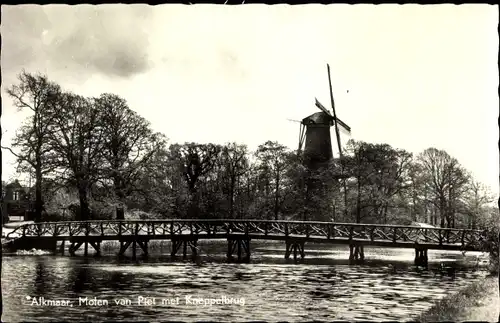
[1,4,154,79]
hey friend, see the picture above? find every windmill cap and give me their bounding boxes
[302,112,333,125]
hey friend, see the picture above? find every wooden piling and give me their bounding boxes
[94,241,101,257]
[171,238,198,258]
[191,240,198,257]
[285,241,291,259]
[414,247,428,266]
[285,240,305,260]
[227,238,251,262]
[59,240,65,255]
[237,239,242,261]
[349,244,364,263]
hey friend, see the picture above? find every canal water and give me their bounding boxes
[1,241,490,322]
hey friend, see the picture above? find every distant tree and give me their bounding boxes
[344,140,412,224]
[173,143,222,218]
[404,161,427,223]
[219,143,249,218]
[282,152,308,220]
[44,186,79,221]
[344,140,371,223]
[123,145,180,217]
[238,160,261,219]
[94,93,168,208]
[46,93,104,220]
[255,141,290,220]
[1,71,62,222]
[464,179,495,229]
[417,148,470,228]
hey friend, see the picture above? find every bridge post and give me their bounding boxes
[227,238,251,262]
[414,246,428,266]
[137,240,148,257]
[171,240,181,257]
[132,223,139,259]
[284,240,305,260]
[118,240,132,257]
[84,222,90,256]
[69,241,83,256]
[95,241,101,257]
[59,240,65,255]
[359,245,365,261]
[88,241,101,257]
[171,238,198,258]
[349,244,365,263]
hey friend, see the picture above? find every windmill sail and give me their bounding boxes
[315,98,350,133]
[327,64,343,159]
[335,118,351,134]
[315,98,332,117]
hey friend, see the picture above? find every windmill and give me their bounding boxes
[288,64,351,218]
[292,64,351,170]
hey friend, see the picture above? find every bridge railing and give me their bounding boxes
[5,219,488,250]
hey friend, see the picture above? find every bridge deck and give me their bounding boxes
[4,219,487,252]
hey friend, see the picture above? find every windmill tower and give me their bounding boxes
[290,64,351,220]
[292,65,351,168]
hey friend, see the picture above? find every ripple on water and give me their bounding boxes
[1,245,490,322]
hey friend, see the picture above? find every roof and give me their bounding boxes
[4,180,31,193]
[302,112,333,125]
[5,180,23,189]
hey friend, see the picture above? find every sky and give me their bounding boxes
[1,4,498,195]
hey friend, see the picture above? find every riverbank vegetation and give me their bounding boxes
[2,71,499,267]
[418,275,499,322]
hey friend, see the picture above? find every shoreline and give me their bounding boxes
[418,274,499,322]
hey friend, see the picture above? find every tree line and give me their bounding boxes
[2,71,497,230]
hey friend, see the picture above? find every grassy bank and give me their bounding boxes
[418,275,499,322]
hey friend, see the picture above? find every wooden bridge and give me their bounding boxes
[3,219,488,265]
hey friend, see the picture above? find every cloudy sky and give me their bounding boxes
[1,4,498,194]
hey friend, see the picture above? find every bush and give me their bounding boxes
[125,209,163,220]
[485,231,499,275]
[42,212,72,222]
[478,212,499,274]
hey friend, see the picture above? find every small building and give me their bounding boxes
[1,180,34,222]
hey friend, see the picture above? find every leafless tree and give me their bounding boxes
[2,71,62,222]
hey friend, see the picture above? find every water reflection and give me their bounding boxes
[34,261,50,295]
[2,242,489,322]
[69,263,96,294]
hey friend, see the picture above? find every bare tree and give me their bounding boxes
[2,71,62,222]
[464,179,495,229]
[47,93,104,220]
[95,93,167,207]
[173,143,222,217]
[255,141,290,220]
[343,140,413,224]
[220,142,249,218]
[418,148,470,228]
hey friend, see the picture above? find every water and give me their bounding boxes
[1,241,489,322]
